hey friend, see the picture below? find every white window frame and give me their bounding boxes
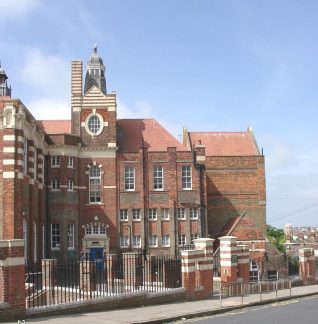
[149,235,158,247]
[120,209,128,221]
[33,220,37,262]
[89,165,101,203]
[67,224,75,250]
[162,234,170,247]
[153,165,164,190]
[191,234,198,244]
[51,156,60,168]
[23,138,28,175]
[161,208,170,220]
[148,208,157,221]
[67,179,74,191]
[124,166,135,191]
[177,208,185,220]
[51,179,60,191]
[120,235,129,248]
[132,235,141,248]
[178,234,186,246]
[67,156,74,168]
[85,224,106,235]
[34,149,37,181]
[132,209,141,221]
[85,225,92,235]
[182,165,192,190]
[93,225,99,234]
[85,113,104,136]
[190,208,198,220]
[51,224,60,250]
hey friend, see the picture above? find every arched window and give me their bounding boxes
[89,165,101,203]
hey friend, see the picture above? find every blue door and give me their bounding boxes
[90,248,104,271]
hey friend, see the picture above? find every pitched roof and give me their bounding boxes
[37,120,71,134]
[117,119,187,152]
[188,129,260,156]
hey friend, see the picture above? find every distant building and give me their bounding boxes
[284,224,318,257]
[0,46,267,262]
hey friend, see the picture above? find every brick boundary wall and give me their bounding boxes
[21,289,186,321]
[0,239,26,321]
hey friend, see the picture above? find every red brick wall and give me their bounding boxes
[205,155,266,237]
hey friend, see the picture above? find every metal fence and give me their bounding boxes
[25,253,181,309]
[219,279,292,307]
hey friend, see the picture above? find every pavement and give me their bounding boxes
[4,285,318,324]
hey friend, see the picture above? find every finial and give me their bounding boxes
[93,44,98,54]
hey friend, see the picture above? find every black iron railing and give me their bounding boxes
[25,253,181,309]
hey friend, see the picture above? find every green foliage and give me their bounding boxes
[267,225,286,253]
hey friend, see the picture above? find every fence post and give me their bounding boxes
[275,280,278,299]
[0,240,25,321]
[289,278,292,296]
[220,283,222,309]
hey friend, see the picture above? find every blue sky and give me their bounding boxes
[1,0,318,228]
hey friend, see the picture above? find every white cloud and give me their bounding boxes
[259,134,293,172]
[19,47,70,120]
[0,0,40,20]
[117,99,154,119]
[26,97,70,120]
[21,48,69,97]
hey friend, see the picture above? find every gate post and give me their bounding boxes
[237,245,250,283]
[0,239,25,321]
[219,236,238,283]
[194,238,214,297]
[299,248,316,285]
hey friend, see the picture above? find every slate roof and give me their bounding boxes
[188,129,260,156]
[117,119,187,152]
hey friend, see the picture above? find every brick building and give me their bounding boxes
[0,47,266,261]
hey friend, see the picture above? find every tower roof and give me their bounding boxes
[87,44,104,65]
[0,61,11,97]
[84,44,107,95]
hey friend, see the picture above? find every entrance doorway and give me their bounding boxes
[90,247,104,270]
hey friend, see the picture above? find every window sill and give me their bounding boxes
[148,219,157,222]
[86,202,104,206]
[120,219,129,222]
[182,188,192,191]
[132,219,141,222]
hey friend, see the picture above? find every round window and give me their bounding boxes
[88,115,101,134]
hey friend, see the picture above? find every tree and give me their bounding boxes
[266,225,286,253]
